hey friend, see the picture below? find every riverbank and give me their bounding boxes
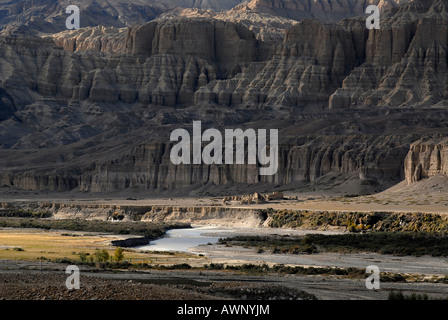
[0,191,447,300]
[3,197,448,233]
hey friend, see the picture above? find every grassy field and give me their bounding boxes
[0,228,206,266]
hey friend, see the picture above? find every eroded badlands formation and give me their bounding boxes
[0,0,447,195]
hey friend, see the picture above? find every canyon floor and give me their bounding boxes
[1,177,448,300]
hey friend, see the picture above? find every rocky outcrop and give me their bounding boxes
[126,18,258,78]
[17,201,267,227]
[222,192,285,204]
[1,18,260,107]
[141,205,266,227]
[0,131,409,193]
[6,1,447,110]
[404,138,448,184]
[192,18,367,109]
[0,31,220,107]
[0,172,78,192]
[71,133,408,193]
[158,8,299,42]
[51,26,128,53]
[194,0,448,110]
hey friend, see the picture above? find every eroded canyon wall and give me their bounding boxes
[1,0,448,194]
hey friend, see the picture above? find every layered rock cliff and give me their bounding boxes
[125,18,258,78]
[157,7,300,42]
[19,0,446,112]
[1,0,448,195]
[51,26,128,53]
[0,0,246,34]
[330,0,448,109]
[74,134,408,193]
[0,0,410,36]
[0,28,220,107]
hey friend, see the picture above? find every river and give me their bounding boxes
[135,226,237,252]
[135,224,344,253]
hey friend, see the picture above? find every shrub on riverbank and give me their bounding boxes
[262,209,448,233]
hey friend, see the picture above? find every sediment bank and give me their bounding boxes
[1,201,448,233]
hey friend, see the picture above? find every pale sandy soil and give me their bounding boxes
[2,176,448,214]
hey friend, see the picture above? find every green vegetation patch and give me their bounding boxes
[262,209,448,233]
[219,232,448,257]
[0,217,187,238]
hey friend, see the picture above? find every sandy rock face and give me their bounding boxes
[405,138,448,184]
[330,0,448,109]
[72,135,407,193]
[1,0,448,194]
[126,18,258,78]
[5,2,446,111]
[51,26,128,53]
[0,0,246,35]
